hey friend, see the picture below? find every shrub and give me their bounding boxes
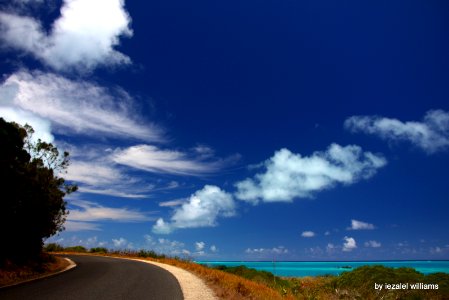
[44,243,64,252]
[90,247,108,254]
[64,246,87,253]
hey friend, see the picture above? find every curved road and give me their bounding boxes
[0,255,183,300]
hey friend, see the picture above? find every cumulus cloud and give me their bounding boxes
[68,199,151,223]
[143,235,190,256]
[343,236,357,252]
[112,145,226,176]
[152,185,236,234]
[0,0,132,71]
[235,143,386,204]
[345,110,449,153]
[152,218,173,235]
[364,240,381,248]
[112,237,129,248]
[195,241,206,251]
[0,71,163,141]
[301,231,316,238]
[326,243,336,253]
[348,219,375,230]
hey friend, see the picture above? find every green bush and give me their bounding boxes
[334,265,448,299]
[64,246,87,253]
[44,243,64,252]
[90,247,108,254]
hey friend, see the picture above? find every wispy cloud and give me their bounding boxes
[342,236,357,252]
[112,145,232,176]
[348,219,375,230]
[65,154,152,199]
[0,71,163,142]
[64,221,102,232]
[0,0,132,71]
[152,185,236,234]
[345,109,449,153]
[68,199,152,223]
[159,199,186,207]
[235,143,386,204]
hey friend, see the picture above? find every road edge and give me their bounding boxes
[0,257,76,289]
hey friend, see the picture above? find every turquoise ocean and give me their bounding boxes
[196,261,449,277]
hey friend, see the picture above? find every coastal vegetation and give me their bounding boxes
[44,245,449,299]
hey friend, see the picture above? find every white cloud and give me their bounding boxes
[364,240,381,248]
[195,241,205,251]
[152,185,236,234]
[245,246,289,255]
[68,200,151,223]
[348,219,375,230]
[345,110,449,153]
[46,235,108,248]
[112,237,131,249]
[65,157,151,199]
[326,243,336,253]
[0,0,132,71]
[0,105,54,143]
[301,231,315,238]
[342,236,357,252]
[0,71,163,141]
[67,161,125,187]
[210,245,218,253]
[64,220,101,232]
[159,199,186,207]
[112,145,227,176]
[152,218,173,235]
[235,143,386,204]
[430,247,443,254]
[143,235,190,256]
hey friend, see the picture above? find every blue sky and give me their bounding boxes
[1,0,448,261]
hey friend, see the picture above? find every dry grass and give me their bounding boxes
[153,257,294,300]
[0,254,70,287]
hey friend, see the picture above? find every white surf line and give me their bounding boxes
[134,259,218,300]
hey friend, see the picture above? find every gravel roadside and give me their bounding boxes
[135,259,218,300]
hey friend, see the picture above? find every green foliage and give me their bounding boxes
[333,265,449,299]
[64,246,87,253]
[0,119,77,264]
[90,247,108,254]
[43,243,65,252]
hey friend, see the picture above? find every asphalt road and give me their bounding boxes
[0,255,183,300]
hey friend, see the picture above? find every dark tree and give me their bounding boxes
[0,118,77,264]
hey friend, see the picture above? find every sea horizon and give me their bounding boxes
[196,260,449,277]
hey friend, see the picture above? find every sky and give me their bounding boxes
[1,0,448,261]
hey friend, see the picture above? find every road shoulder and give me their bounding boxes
[134,259,218,300]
